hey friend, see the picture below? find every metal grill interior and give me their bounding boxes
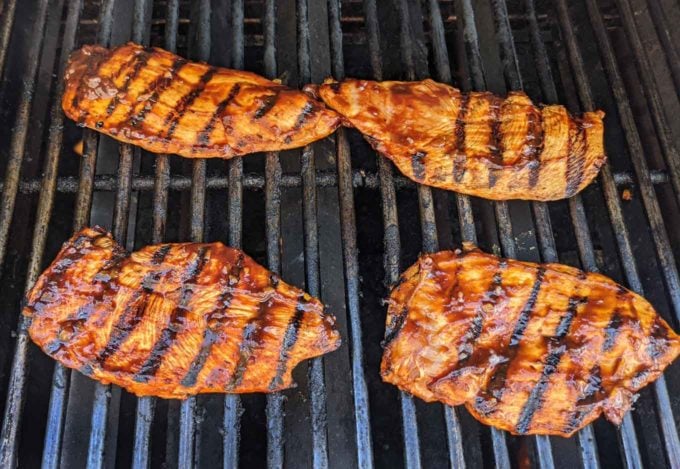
[1,0,680,467]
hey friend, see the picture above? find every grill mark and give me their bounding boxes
[382,306,408,348]
[515,295,586,434]
[105,50,153,117]
[411,151,427,181]
[268,295,306,391]
[527,108,544,188]
[226,295,274,390]
[197,83,241,146]
[488,96,504,188]
[128,58,188,128]
[457,259,506,364]
[330,82,341,93]
[453,94,470,183]
[382,264,423,348]
[134,247,209,382]
[253,90,280,119]
[565,120,586,197]
[602,312,623,352]
[293,102,316,130]
[163,67,217,140]
[475,266,546,416]
[181,253,245,388]
[92,245,171,366]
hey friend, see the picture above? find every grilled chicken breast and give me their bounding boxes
[24,227,340,399]
[310,79,606,201]
[381,245,679,436]
[62,43,341,158]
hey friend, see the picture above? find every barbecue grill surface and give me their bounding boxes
[1,0,680,468]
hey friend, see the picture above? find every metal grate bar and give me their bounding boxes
[0,0,17,78]
[644,0,680,94]
[176,2,211,467]
[298,0,331,466]
[86,2,153,466]
[614,0,680,209]
[0,1,82,467]
[0,0,50,279]
[361,0,422,466]
[556,0,680,467]
[327,0,374,466]
[131,0,172,466]
[1,168,662,195]
[587,0,680,320]
[580,0,680,464]
[222,0,245,467]
[425,2,476,467]
[262,0,286,466]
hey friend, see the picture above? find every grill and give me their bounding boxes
[0,0,679,467]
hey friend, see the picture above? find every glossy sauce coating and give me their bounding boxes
[311,79,606,201]
[62,43,341,158]
[24,227,341,399]
[381,245,679,436]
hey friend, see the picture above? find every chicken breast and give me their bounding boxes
[381,245,679,436]
[24,227,341,399]
[62,43,341,158]
[310,79,606,201]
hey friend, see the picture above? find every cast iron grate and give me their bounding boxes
[0,0,679,467]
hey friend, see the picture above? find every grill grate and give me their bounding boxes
[0,0,679,467]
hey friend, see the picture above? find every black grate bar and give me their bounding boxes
[580,0,680,463]
[298,0,331,466]
[327,0,375,466]
[222,0,245,467]
[524,1,601,466]
[584,0,680,325]
[132,0,173,464]
[177,2,211,467]
[556,1,680,466]
[426,2,475,467]
[395,1,468,467]
[644,0,680,94]
[0,168,661,195]
[556,4,644,466]
[86,1,153,466]
[0,1,82,467]
[0,0,50,277]
[0,0,17,78]
[362,0,422,466]
[614,0,680,208]
[40,0,114,457]
[262,0,286,466]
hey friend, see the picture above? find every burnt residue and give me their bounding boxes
[453,94,470,183]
